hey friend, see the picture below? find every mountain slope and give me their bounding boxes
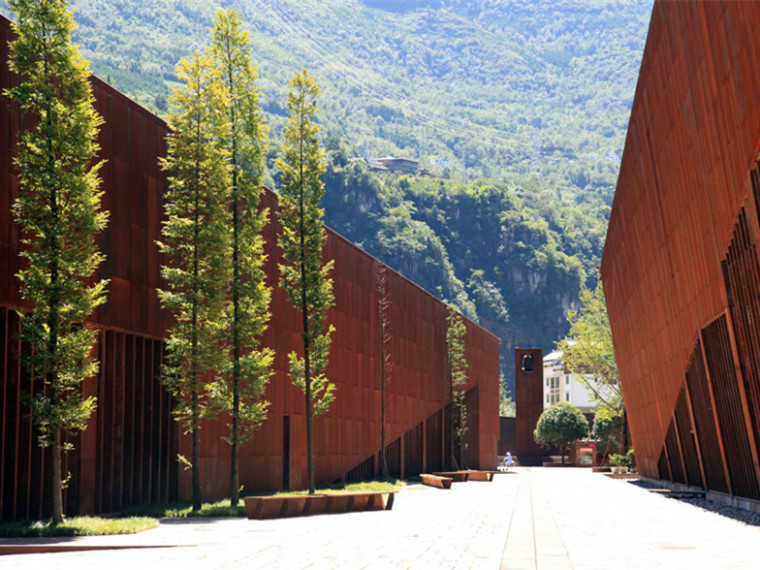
[0,0,653,389]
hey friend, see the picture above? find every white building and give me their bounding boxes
[542,350,597,413]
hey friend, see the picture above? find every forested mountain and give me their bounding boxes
[0,0,653,389]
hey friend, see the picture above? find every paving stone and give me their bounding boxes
[4,468,760,568]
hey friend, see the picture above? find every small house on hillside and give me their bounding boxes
[369,156,419,173]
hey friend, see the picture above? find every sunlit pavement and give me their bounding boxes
[3,467,760,569]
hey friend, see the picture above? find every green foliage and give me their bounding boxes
[0,0,649,203]
[322,166,597,387]
[591,407,623,456]
[609,453,628,467]
[0,0,651,387]
[158,48,230,511]
[276,69,336,494]
[7,0,649,190]
[534,402,589,462]
[499,374,516,417]
[277,480,404,495]
[6,0,108,524]
[559,281,622,412]
[0,516,158,538]
[203,8,274,507]
[164,499,245,518]
[446,307,468,469]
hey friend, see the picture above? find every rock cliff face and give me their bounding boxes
[322,155,593,394]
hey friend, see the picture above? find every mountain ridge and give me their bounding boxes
[0,0,653,390]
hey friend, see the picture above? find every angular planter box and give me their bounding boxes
[420,473,453,489]
[432,471,470,482]
[465,470,494,482]
[244,491,395,520]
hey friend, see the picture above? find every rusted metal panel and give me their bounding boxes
[602,1,760,499]
[686,341,728,494]
[702,316,760,499]
[664,420,685,484]
[674,386,703,489]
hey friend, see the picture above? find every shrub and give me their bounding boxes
[534,402,589,464]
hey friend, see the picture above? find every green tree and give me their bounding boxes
[499,374,516,417]
[591,407,624,460]
[206,8,273,508]
[158,50,230,512]
[446,307,468,470]
[377,259,391,478]
[276,69,336,495]
[6,0,108,525]
[533,402,589,464]
[559,281,622,413]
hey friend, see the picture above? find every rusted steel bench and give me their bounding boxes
[244,491,396,519]
[420,473,453,489]
[432,471,470,482]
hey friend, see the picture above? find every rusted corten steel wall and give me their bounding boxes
[179,188,501,498]
[0,14,500,520]
[601,0,760,501]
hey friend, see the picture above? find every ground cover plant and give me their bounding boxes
[118,481,404,519]
[119,499,247,518]
[275,480,404,496]
[0,516,158,538]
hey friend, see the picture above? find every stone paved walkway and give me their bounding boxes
[3,468,760,569]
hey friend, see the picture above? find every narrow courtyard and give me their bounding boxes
[4,468,760,569]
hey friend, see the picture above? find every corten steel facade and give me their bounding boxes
[514,348,544,466]
[602,1,760,502]
[0,15,500,520]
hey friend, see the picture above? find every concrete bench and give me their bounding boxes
[420,473,453,489]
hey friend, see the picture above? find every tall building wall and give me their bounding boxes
[514,348,544,466]
[0,14,500,520]
[602,1,760,499]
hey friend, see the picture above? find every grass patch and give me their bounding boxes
[275,479,404,496]
[0,516,158,538]
[118,480,405,517]
[121,499,246,518]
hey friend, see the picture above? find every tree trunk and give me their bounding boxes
[379,292,389,478]
[458,407,465,470]
[192,388,201,511]
[230,86,241,508]
[448,351,458,471]
[230,427,239,506]
[51,429,64,524]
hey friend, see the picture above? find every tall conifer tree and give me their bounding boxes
[277,70,335,495]
[6,0,108,524]
[446,307,468,470]
[158,50,229,512]
[376,260,391,478]
[207,9,273,507]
